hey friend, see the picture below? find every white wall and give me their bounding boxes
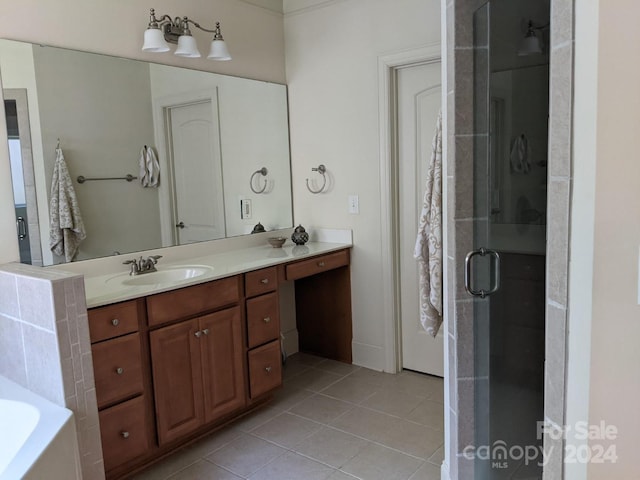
[284,0,441,369]
[0,0,286,265]
[567,1,640,478]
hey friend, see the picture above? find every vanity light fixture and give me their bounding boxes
[142,8,231,60]
[518,20,549,56]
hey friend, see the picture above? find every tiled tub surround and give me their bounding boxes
[0,262,104,480]
[132,353,445,480]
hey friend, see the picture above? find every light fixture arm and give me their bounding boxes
[147,8,225,44]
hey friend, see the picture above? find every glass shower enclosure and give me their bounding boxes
[466,1,549,478]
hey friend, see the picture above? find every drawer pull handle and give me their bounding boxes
[265,366,272,373]
[121,431,130,439]
[318,261,325,267]
[111,318,120,326]
[202,328,210,335]
[260,278,269,284]
[115,367,124,375]
[194,330,202,338]
[263,317,271,324]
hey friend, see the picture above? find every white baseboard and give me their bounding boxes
[441,462,451,480]
[351,342,386,371]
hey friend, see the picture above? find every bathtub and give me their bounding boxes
[0,376,81,480]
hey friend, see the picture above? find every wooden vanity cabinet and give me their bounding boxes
[89,247,352,479]
[149,307,245,445]
[244,267,282,400]
[88,299,152,473]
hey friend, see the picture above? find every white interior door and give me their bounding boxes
[398,62,444,376]
[168,100,226,244]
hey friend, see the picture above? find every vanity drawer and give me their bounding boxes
[88,300,139,343]
[246,292,280,348]
[245,266,278,298]
[92,333,144,409]
[99,395,150,472]
[248,340,282,399]
[147,276,241,327]
[285,249,349,281]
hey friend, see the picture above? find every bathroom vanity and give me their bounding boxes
[84,243,352,479]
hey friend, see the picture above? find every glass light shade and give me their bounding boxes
[518,34,542,56]
[175,35,201,58]
[208,40,231,61]
[142,28,170,53]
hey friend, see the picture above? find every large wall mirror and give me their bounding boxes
[1,39,293,266]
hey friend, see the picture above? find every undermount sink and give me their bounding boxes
[106,265,214,287]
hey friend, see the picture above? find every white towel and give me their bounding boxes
[414,111,443,337]
[510,134,531,174]
[139,145,160,187]
[49,147,86,262]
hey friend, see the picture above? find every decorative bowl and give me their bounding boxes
[268,237,286,248]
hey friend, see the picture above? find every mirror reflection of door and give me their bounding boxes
[166,97,226,245]
[4,89,42,265]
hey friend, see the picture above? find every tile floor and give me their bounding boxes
[133,353,444,480]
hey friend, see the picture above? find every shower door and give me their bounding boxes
[466,2,549,479]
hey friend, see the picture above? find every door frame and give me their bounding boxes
[378,43,442,374]
[152,89,220,246]
[4,88,43,265]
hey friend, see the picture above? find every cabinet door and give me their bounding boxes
[200,307,246,424]
[150,319,204,445]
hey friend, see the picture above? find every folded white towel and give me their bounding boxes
[49,147,86,262]
[414,111,443,337]
[139,145,160,188]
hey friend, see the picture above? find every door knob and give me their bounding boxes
[176,221,185,229]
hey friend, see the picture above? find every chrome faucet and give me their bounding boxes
[123,255,162,276]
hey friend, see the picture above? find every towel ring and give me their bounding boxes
[250,167,268,194]
[306,164,327,194]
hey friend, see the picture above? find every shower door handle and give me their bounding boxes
[464,248,501,298]
[16,217,27,240]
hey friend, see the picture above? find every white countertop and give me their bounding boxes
[84,241,351,308]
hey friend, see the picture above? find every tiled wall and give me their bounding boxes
[0,262,104,480]
[543,1,574,478]
[445,0,573,478]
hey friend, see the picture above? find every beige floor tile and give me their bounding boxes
[270,385,314,411]
[341,443,423,480]
[188,426,243,458]
[289,394,354,424]
[166,460,242,480]
[293,352,327,366]
[392,372,444,398]
[206,433,286,477]
[132,446,201,479]
[321,377,380,404]
[285,368,344,392]
[314,359,362,376]
[248,451,335,480]
[282,361,311,380]
[346,367,398,387]
[251,412,323,448]
[330,406,398,442]
[361,389,425,417]
[427,445,444,466]
[408,461,442,480]
[380,420,443,459]
[404,399,445,431]
[295,426,371,468]
[231,406,281,432]
[328,471,360,480]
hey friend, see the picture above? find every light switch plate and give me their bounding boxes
[348,195,359,214]
[241,198,252,219]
